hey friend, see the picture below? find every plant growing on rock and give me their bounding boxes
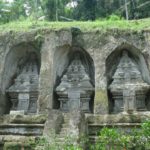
[92,120,150,150]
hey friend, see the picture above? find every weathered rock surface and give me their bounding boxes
[0,28,150,149]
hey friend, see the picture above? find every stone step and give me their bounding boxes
[59,131,69,137]
[0,124,44,128]
[3,142,32,150]
[0,124,44,136]
[55,137,65,142]
[60,127,69,131]
[0,135,39,142]
[63,114,70,120]
[35,146,45,150]
[60,129,69,135]
[88,123,141,127]
[89,135,98,143]
[59,130,68,135]
[64,118,70,122]
[62,123,69,128]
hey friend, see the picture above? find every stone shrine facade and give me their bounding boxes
[6,53,39,114]
[56,55,94,113]
[109,51,150,113]
[0,29,150,116]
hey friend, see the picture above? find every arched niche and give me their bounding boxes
[53,46,95,113]
[1,42,41,114]
[106,43,150,113]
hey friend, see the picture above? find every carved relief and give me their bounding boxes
[109,51,150,113]
[7,53,39,114]
[56,54,94,112]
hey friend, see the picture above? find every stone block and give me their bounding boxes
[10,110,25,115]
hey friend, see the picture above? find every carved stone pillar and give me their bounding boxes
[123,89,136,113]
[17,93,30,112]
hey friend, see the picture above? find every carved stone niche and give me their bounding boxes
[109,51,150,113]
[55,54,94,113]
[6,53,39,114]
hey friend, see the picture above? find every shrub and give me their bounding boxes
[107,14,123,21]
[92,120,150,150]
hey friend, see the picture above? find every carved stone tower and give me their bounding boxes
[7,53,39,114]
[56,55,94,112]
[109,51,150,113]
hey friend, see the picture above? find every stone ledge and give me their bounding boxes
[0,135,38,142]
[0,124,44,136]
[88,123,141,127]
[86,112,150,124]
[0,124,44,127]
[0,114,47,124]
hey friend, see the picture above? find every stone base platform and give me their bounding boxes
[0,124,44,136]
[86,112,150,143]
[0,114,47,150]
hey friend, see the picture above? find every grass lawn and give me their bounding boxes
[0,18,150,32]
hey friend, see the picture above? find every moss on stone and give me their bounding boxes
[95,90,108,104]
[9,114,47,124]
[94,90,108,114]
[0,114,47,124]
[87,113,150,124]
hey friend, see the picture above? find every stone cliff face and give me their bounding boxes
[0,28,150,115]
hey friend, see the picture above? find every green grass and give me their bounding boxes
[0,18,150,33]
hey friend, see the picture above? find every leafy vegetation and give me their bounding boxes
[0,0,150,24]
[91,120,150,150]
[33,130,85,150]
[33,120,150,150]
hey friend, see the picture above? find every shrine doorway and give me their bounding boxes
[106,43,150,113]
[1,43,40,114]
[53,46,95,113]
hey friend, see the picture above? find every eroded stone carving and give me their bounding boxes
[56,55,94,112]
[109,51,150,113]
[7,53,39,114]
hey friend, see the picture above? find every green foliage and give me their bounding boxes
[18,120,150,150]
[92,120,150,150]
[107,14,124,21]
[3,142,31,150]
[0,0,27,24]
[73,0,96,21]
[0,0,150,23]
[141,120,150,137]
[0,18,150,33]
[35,135,84,150]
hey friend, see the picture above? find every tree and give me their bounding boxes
[0,0,27,23]
[40,0,70,21]
[73,0,96,20]
[124,0,129,20]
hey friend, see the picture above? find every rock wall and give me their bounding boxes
[0,29,150,115]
